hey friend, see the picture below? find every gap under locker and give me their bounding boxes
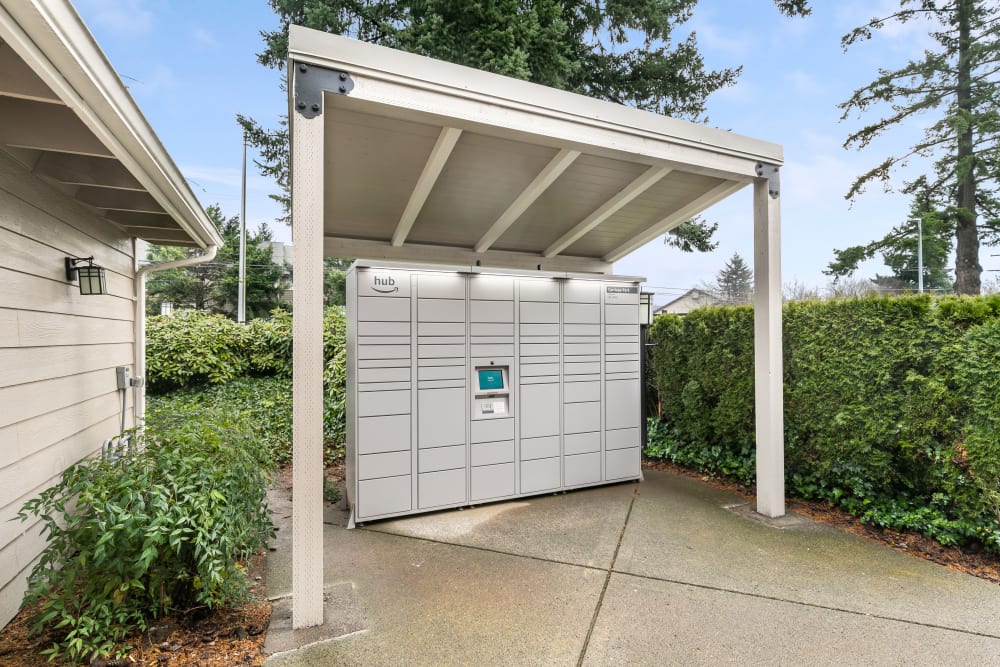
[345,261,643,525]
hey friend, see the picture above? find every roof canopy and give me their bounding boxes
[0,0,220,248]
[289,25,783,273]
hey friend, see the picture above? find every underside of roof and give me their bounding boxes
[0,0,220,248]
[289,26,783,274]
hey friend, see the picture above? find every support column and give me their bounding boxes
[752,172,784,518]
[291,95,325,627]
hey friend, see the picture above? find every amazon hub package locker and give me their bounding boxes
[346,262,643,524]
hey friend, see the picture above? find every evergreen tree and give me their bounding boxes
[146,205,290,318]
[323,257,352,306]
[238,0,809,245]
[826,187,953,292]
[714,252,753,305]
[838,0,1000,294]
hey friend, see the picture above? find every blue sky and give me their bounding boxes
[73,0,998,302]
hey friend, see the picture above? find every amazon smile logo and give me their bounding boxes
[372,275,399,293]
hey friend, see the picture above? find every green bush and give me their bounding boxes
[145,307,348,455]
[954,318,1000,552]
[647,295,1000,552]
[148,376,293,463]
[17,410,274,663]
[146,310,248,393]
[245,308,293,377]
[323,307,347,453]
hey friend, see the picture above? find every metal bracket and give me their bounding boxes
[293,62,354,119]
[755,162,780,199]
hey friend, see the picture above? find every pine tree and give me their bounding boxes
[838,0,1000,294]
[146,205,290,318]
[826,186,953,292]
[715,252,753,305]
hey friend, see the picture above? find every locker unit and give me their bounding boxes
[346,262,642,525]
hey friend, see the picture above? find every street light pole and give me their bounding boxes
[917,216,924,294]
[238,133,247,323]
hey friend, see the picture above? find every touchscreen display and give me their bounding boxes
[477,368,504,391]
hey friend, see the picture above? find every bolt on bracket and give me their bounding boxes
[755,162,780,199]
[293,62,354,119]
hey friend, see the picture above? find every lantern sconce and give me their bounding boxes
[639,291,654,326]
[65,256,108,295]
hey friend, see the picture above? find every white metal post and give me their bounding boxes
[291,94,325,628]
[238,135,247,323]
[753,176,785,518]
[917,217,924,293]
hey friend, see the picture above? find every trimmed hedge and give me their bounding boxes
[647,295,1000,553]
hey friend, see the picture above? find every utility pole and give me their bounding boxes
[917,216,924,294]
[238,133,247,323]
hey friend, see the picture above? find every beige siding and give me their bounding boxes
[0,152,136,629]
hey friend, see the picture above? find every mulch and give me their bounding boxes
[2,459,997,665]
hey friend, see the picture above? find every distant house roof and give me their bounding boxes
[0,0,221,248]
[654,288,724,315]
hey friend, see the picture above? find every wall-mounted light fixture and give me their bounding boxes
[639,291,653,326]
[65,256,107,295]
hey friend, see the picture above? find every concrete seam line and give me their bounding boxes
[360,526,611,573]
[577,483,639,667]
[610,570,1000,642]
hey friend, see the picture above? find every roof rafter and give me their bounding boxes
[392,126,461,246]
[603,180,749,263]
[473,147,580,253]
[543,165,671,258]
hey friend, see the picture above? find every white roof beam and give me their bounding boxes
[392,126,461,246]
[33,152,144,190]
[326,235,611,274]
[602,180,749,263]
[77,186,165,213]
[474,148,580,253]
[0,97,113,157]
[543,165,671,258]
[0,42,60,103]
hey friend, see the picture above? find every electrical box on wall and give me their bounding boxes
[345,261,643,526]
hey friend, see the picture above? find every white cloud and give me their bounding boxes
[786,70,825,97]
[692,20,754,60]
[835,0,939,53]
[710,78,755,104]
[190,26,219,49]
[76,0,152,35]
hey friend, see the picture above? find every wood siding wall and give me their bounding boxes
[0,152,137,629]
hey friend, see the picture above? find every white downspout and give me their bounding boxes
[134,244,219,422]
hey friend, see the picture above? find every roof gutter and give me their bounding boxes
[133,243,219,421]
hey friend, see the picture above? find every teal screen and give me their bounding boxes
[478,369,504,390]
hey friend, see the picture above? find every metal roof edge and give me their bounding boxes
[287,25,783,167]
[350,259,644,283]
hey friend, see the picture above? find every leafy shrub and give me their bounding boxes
[145,307,349,455]
[245,308,293,377]
[323,307,347,453]
[647,295,1000,553]
[17,410,274,663]
[148,376,293,463]
[146,310,248,393]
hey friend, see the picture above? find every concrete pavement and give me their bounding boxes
[263,470,1000,666]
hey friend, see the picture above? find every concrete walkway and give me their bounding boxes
[263,471,1000,666]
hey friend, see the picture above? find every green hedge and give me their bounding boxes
[146,308,347,449]
[647,295,1000,553]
